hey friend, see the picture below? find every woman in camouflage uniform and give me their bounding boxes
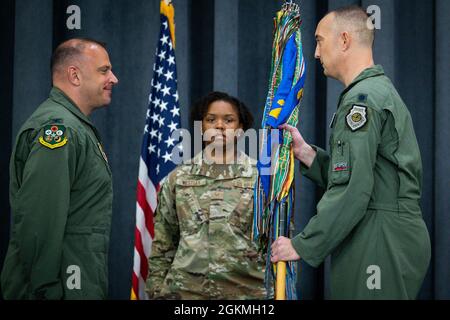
[146,92,266,299]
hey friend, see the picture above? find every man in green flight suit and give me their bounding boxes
[1,38,118,299]
[271,6,431,299]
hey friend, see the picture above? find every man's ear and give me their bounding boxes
[341,31,351,51]
[67,66,81,86]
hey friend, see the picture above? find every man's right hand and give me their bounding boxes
[279,124,317,168]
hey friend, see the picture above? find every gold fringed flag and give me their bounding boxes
[253,0,306,300]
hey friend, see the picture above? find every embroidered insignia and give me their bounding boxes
[358,94,368,103]
[98,143,109,163]
[210,190,224,200]
[333,162,349,172]
[179,179,206,187]
[39,125,67,149]
[346,105,367,131]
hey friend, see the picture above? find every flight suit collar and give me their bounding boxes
[50,87,96,129]
[340,65,385,98]
[49,87,103,139]
[337,65,385,109]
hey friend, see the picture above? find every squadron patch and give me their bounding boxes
[39,125,67,149]
[346,105,368,131]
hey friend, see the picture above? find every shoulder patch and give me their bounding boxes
[39,125,68,149]
[346,105,368,132]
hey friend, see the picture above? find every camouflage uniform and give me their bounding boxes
[146,152,266,300]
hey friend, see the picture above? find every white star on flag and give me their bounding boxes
[149,128,158,139]
[158,116,165,127]
[158,50,166,60]
[160,35,169,45]
[152,97,160,107]
[170,106,180,117]
[165,136,175,147]
[164,70,174,81]
[161,85,171,96]
[167,55,175,66]
[156,66,164,77]
[168,121,178,132]
[160,101,168,112]
[151,113,159,123]
[162,151,172,163]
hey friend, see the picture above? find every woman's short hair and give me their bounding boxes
[190,91,254,131]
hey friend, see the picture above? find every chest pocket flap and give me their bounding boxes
[175,179,208,230]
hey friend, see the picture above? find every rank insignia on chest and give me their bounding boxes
[358,94,368,103]
[346,105,368,131]
[39,125,68,149]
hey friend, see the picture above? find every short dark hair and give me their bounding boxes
[328,5,375,47]
[51,38,107,75]
[190,92,254,131]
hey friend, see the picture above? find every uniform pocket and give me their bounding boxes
[330,140,351,186]
[228,180,254,236]
[175,179,207,235]
[65,227,108,253]
[62,229,109,299]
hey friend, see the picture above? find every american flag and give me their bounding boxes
[132,0,180,300]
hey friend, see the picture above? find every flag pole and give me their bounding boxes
[276,262,287,300]
[275,200,287,300]
[253,0,304,301]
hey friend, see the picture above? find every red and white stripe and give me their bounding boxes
[132,158,160,300]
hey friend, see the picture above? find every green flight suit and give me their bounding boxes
[292,65,431,299]
[1,87,113,300]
